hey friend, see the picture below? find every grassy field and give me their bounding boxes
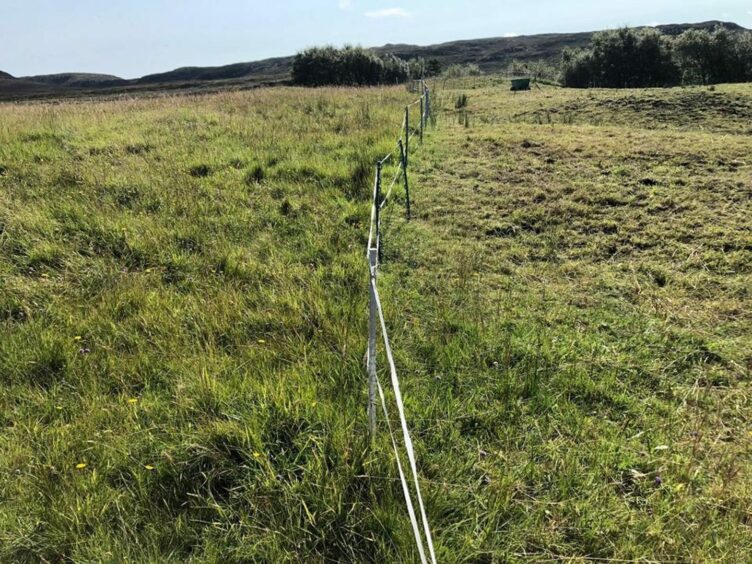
[1,80,750,561]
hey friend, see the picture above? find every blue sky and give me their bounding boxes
[4,0,752,78]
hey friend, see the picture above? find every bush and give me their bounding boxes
[292,46,408,87]
[426,59,443,77]
[442,64,483,78]
[562,25,752,89]
[674,27,749,85]
[508,59,559,82]
[562,28,679,88]
[561,48,595,88]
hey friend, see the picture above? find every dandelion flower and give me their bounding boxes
[73,336,82,341]
[257,339,266,344]
[75,463,87,470]
[144,465,155,471]
[128,398,138,404]
[253,451,262,459]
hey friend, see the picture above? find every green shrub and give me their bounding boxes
[292,46,409,87]
[562,25,752,88]
[442,64,483,78]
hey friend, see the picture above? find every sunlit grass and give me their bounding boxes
[1,79,751,561]
[0,87,424,562]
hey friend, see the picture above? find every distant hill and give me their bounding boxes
[137,56,291,84]
[0,76,67,98]
[1,21,747,101]
[374,21,748,73]
[0,71,14,80]
[21,73,126,88]
[656,21,746,35]
[134,20,748,83]
[377,32,592,73]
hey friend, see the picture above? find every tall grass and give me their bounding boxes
[0,87,422,562]
[1,79,751,561]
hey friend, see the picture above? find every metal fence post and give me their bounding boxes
[404,106,409,168]
[425,87,431,127]
[367,160,382,442]
[375,161,383,263]
[399,139,410,220]
[419,96,424,144]
[367,247,378,441]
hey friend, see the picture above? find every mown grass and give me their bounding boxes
[1,80,750,562]
[378,80,751,561]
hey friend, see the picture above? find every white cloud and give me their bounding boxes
[502,32,519,37]
[338,0,352,10]
[365,7,412,19]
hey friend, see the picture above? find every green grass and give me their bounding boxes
[1,81,751,561]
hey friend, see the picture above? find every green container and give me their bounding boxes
[511,78,531,91]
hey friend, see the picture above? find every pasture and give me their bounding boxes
[1,80,750,561]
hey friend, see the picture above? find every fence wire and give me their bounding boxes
[365,80,437,563]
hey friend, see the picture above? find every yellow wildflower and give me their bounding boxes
[75,463,87,469]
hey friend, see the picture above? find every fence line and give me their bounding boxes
[365,80,437,563]
[372,275,437,564]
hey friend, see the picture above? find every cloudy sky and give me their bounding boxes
[4,0,752,78]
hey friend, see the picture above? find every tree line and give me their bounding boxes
[562,25,752,88]
[292,46,442,87]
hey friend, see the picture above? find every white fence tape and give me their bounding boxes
[371,276,438,563]
[364,81,436,562]
[374,366,429,564]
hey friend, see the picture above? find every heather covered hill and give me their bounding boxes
[136,56,292,84]
[1,75,751,563]
[21,73,126,88]
[1,21,747,101]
